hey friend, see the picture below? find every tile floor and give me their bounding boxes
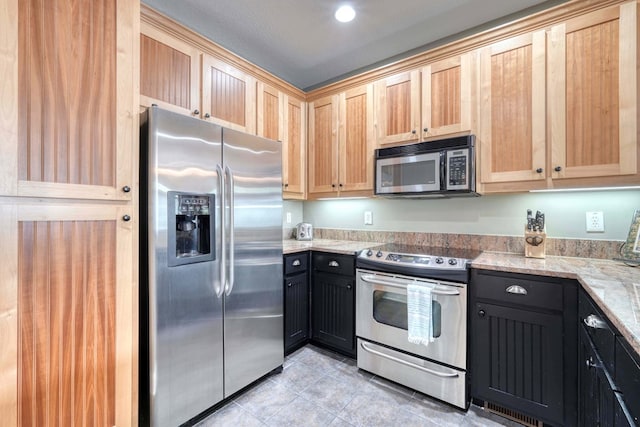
[195,345,523,427]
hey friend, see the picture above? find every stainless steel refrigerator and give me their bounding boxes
[139,106,283,427]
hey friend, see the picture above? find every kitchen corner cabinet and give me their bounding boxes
[548,2,638,181]
[140,22,201,116]
[0,0,139,425]
[202,54,257,134]
[283,253,310,354]
[470,269,577,427]
[308,84,374,198]
[478,31,547,186]
[311,252,356,357]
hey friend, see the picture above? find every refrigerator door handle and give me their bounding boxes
[216,163,225,298]
[225,165,235,296]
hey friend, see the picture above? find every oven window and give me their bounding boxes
[380,160,436,188]
[373,291,441,338]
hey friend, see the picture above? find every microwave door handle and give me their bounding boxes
[359,275,460,295]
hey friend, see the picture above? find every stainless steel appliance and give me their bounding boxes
[139,106,283,427]
[374,135,477,197]
[355,244,479,409]
[295,222,313,241]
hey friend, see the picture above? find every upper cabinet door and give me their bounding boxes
[1,0,137,201]
[308,95,339,195]
[202,54,257,134]
[140,22,201,117]
[479,31,547,184]
[421,53,473,138]
[339,84,374,194]
[374,70,421,146]
[257,82,283,141]
[548,2,637,180]
[283,95,307,199]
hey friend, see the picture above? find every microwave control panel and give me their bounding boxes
[446,148,469,190]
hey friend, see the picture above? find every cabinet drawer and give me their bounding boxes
[312,252,354,276]
[579,290,615,374]
[284,252,308,275]
[615,338,640,425]
[471,270,563,311]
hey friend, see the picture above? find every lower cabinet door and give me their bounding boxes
[472,302,564,425]
[284,272,309,353]
[311,271,355,356]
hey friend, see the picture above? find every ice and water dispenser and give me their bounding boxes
[167,192,215,266]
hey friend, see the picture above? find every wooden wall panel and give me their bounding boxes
[18,0,116,187]
[565,19,620,168]
[386,81,412,136]
[209,67,246,127]
[490,45,533,173]
[140,34,191,110]
[312,103,334,188]
[18,220,116,427]
[344,94,367,185]
[430,66,461,128]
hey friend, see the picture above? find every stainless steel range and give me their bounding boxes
[355,244,479,409]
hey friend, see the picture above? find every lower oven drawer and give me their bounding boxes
[357,338,467,409]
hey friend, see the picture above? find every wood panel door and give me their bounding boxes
[548,2,637,180]
[308,95,339,196]
[0,203,135,427]
[140,22,201,117]
[283,95,307,199]
[422,53,473,138]
[374,70,421,146]
[479,31,547,184]
[338,84,374,194]
[202,54,256,134]
[256,82,283,141]
[0,0,137,201]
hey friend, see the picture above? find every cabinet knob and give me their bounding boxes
[411,129,417,135]
[585,357,597,369]
[292,259,301,266]
[554,166,562,172]
[284,183,289,188]
[347,284,352,290]
[536,168,543,174]
[423,128,429,133]
[339,183,343,187]
[287,282,293,288]
[328,260,340,267]
[332,184,336,188]
[122,185,131,193]
[193,109,200,115]
[122,215,131,222]
[478,309,486,317]
[204,113,211,119]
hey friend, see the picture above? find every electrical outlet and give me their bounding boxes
[286,212,292,224]
[586,211,604,232]
[364,211,373,225]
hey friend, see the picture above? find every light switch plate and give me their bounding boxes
[586,211,604,232]
[364,211,373,225]
[286,212,292,224]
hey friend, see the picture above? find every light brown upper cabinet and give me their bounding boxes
[282,95,307,199]
[140,22,201,117]
[548,2,637,181]
[308,84,374,198]
[478,31,547,186]
[202,55,257,134]
[374,70,421,146]
[421,54,473,138]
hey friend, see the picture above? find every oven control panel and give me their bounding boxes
[358,249,469,271]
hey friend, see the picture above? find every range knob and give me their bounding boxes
[376,251,383,258]
[366,250,373,257]
[435,257,444,264]
[448,258,458,266]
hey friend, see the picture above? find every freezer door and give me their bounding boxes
[145,107,224,427]
[222,128,283,396]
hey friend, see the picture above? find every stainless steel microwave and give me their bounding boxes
[374,135,478,197]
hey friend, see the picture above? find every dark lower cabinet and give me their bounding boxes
[311,252,356,357]
[284,253,309,354]
[470,269,577,427]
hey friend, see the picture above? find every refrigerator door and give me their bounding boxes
[147,107,224,426]
[222,128,284,396]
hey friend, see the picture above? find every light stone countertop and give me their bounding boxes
[472,252,640,357]
[283,238,380,255]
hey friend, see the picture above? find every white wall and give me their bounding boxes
[300,190,640,240]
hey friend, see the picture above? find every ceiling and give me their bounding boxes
[142,0,566,91]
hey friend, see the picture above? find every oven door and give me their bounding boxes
[356,269,466,369]
[375,151,441,194]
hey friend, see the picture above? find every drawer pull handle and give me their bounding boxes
[506,285,527,295]
[329,260,340,267]
[292,259,301,266]
[584,314,607,330]
[360,341,459,378]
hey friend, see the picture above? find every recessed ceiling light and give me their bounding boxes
[335,5,356,23]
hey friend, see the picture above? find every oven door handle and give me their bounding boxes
[360,275,460,296]
[360,341,459,378]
